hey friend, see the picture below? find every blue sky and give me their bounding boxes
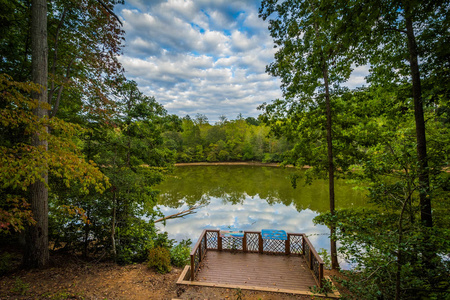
[116,0,367,123]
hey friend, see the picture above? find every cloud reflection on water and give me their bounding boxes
[157,193,330,252]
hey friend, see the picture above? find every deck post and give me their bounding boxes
[218,233,222,251]
[302,234,306,256]
[190,254,194,281]
[258,232,263,254]
[243,232,248,253]
[285,234,290,255]
[199,241,202,263]
[204,236,207,256]
[319,263,324,288]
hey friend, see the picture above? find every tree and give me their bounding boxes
[337,0,450,229]
[259,0,354,269]
[194,113,209,125]
[24,0,49,269]
[315,86,450,299]
[49,80,180,263]
[0,75,108,264]
[0,0,125,268]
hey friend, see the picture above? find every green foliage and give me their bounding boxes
[257,0,450,296]
[45,79,180,261]
[148,246,172,274]
[0,0,181,268]
[164,115,291,163]
[0,74,108,235]
[315,208,450,299]
[170,239,192,268]
[317,248,331,270]
[115,219,158,265]
[309,277,334,297]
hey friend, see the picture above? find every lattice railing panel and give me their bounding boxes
[289,234,303,254]
[313,257,320,281]
[201,235,207,259]
[263,239,285,253]
[222,236,243,251]
[245,232,259,252]
[305,240,311,264]
[193,247,200,273]
[206,231,218,249]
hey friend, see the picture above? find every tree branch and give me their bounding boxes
[96,0,123,27]
[154,205,205,223]
[48,7,67,104]
[382,26,407,34]
[51,59,73,118]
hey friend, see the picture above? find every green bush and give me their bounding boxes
[115,222,173,265]
[116,219,157,265]
[148,246,171,273]
[170,239,191,267]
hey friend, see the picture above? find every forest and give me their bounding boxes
[163,114,293,163]
[1,0,449,299]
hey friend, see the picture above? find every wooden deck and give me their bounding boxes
[176,229,340,297]
[196,251,316,290]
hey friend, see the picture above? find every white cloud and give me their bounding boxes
[117,0,283,122]
[345,65,369,89]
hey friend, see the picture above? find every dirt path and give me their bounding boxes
[0,255,317,299]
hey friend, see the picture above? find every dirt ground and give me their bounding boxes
[0,254,326,300]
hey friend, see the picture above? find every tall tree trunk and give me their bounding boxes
[322,61,339,270]
[24,0,49,269]
[404,14,432,229]
[313,16,339,270]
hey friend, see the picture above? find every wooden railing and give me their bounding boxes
[189,229,208,281]
[190,229,324,287]
[303,234,324,288]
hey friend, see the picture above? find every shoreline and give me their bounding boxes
[174,161,309,168]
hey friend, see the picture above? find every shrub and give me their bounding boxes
[148,246,171,273]
[116,219,157,265]
[170,239,191,267]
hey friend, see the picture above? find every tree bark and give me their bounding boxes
[313,14,339,270]
[404,14,432,228]
[24,0,49,269]
[323,64,339,270]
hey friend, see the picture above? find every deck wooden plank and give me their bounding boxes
[195,251,317,291]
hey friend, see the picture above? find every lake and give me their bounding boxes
[156,165,367,266]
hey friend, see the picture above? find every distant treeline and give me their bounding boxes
[163,114,292,163]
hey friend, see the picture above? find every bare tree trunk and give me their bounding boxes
[24,0,49,269]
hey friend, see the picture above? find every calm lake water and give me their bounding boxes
[156,165,367,266]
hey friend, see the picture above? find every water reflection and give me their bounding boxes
[156,166,367,267]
